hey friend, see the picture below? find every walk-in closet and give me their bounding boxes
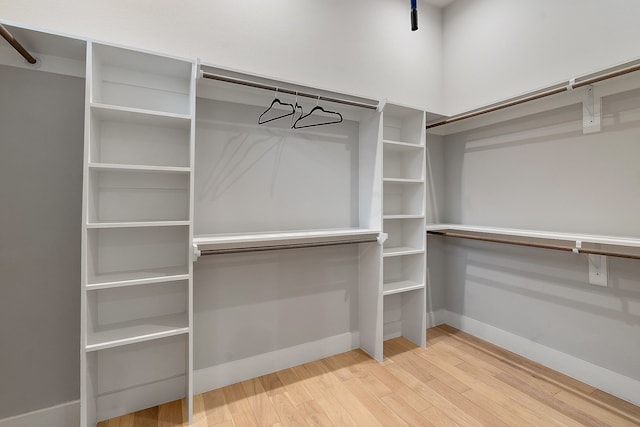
[2,1,640,426]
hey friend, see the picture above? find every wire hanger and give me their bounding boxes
[292,96,343,129]
[258,88,295,125]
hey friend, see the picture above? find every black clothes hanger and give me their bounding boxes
[258,88,295,125]
[290,92,304,128]
[292,97,343,129]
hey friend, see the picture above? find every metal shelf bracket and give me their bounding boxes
[583,85,602,134]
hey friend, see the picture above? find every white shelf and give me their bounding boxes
[383,246,425,257]
[90,102,191,122]
[383,181,424,217]
[384,217,424,253]
[87,168,190,223]
[87,267,189,289]
[91,43,192,115]
[382,139,424,148]
[85,313,189,352]
[384,214,424,220]
[383,141,424,182]
[383,280,424,296]
[88,163,191,173]
[87,221,190,229]
[89,104,191,168]
[383,178,424,184]
[382,104,424,145]
[86,226,189,284]
[426,224,640,249]
[383,254,424,291]
[194,228,380,253]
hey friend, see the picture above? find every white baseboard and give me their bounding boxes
[0,401,79,427]
[194,331,360,394]
[383,320,401,341]
[442,310,640,406]
[384,310,447,341]
[427,309,447,328]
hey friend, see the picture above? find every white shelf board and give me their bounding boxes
[426,224,640,249]
[383,280,424,296]
[87,221,190,229]
[88,163,191,174]
[383,246,424,257]
[90,102,192,123]
[382,178,424,184]
[384,215,424,220]
[85,313,189,352]
[382,140,425,151]
[87,267,189,290]
[194,228,380,252]
[382,139,424,148]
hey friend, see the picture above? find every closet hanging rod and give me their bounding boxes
[427,230,640,261]
[198,236,379,256]
[201,72,378,110]
[0,24,36,64]
[427,60,640,129]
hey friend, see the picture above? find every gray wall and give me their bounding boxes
[433,86,640,380]
[0,65,84,418]
[194,246,359,369]
[440,237,640,379]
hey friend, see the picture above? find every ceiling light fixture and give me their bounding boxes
[411,0,418,31]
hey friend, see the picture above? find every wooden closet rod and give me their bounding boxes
[199,237,379,256]
[0,24,36,64]
[427,230,640,260]
[201,72,378,110]
[427,60,640,129]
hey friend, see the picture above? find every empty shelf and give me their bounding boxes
[194,228,380,255]
[87,266,189,289]
[383,178,424,184]
[383,280,424,296]
[86,313,189,352]
[427,224,640,260]
[87,221,190,228]
[91,103,191,123]
[383,215,424,220]
[88,163,191,173]
[382,139,423,148]
[383,246,424,257]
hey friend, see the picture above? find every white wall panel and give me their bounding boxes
[443,0,640,115]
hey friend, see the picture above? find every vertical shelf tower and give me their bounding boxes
[381,103,427,347]
[80,42,197,426]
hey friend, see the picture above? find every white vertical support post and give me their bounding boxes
[583,85,601,134]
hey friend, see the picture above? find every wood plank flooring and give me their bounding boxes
[98,325,640,426]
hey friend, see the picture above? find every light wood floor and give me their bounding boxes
[98,325,640,426]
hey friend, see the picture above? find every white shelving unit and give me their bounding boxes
[381,103,426,347]
[81,42,196,426]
